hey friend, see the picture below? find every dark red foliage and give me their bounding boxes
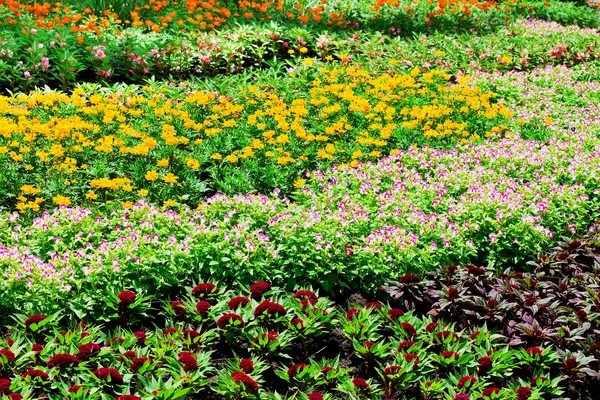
[482,388,500,397]
[477,356,493,374]
[0,349,15,363]
[130,357,153,372]
[217,313,245,329]
[365,301,382,309]
[254,300,286,318]
[117,290,136,307]
[21,370,49,380]
[457,375,477,389]
[292,290,318,305]
[0,379,11,394]
[133,331,147,345]
[231,372,259,394]
[345,309,361,320]
[288,363,309,377]
[93,368,123,384]
[398,341,416,352]
[239,359,254,374]
[399,274,421,284]
[388,308,404,320]
[228,296,251,310]
[47,354,79,369]
[115,396,142,400]
[426,322,439,332]
[308,392,324,400]
[31,344,43,353]
[403,353,420,366]
[195,301,211,318]
[170,301,187,318]
[352,377,370,392]
[77,343,101,360]
[24,314,46,330]
[191,283,218,297]
[400,322,416,338]
[516,387,532,400]
[250,282,272,300]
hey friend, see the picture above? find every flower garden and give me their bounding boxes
[2,0,600,398]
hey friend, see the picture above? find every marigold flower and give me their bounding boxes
[228,296,251,309]
[250,282,271,299]
[93,368,123,384]
[239,359,254,374]
[231,371,259,394]
[216,313,245,329]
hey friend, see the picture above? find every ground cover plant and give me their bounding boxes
[2,0,600,398]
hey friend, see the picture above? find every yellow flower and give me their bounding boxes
[145,170,159,181]
[121,201,133,208]
[25,165,33,171]
[163,173,178,183]
[226,154,239,163]
[288,49,295,55]
[294,178,306,188]
[299,47,308,54]
[53,195,71,206]
[325,55,333,61]
[194,139,203,145]
[164,199,176,207]
[157,158,169,167]
[265,151,275,157]
[138,189,149,197]
[86,191,98,200]
[211,153,222,160]
[352,150,363,159]
[303,58,314,67]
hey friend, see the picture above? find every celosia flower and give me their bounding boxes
[0,349,15,363]
[487,299,499,308]
[292,290,318,306]
[68,385,85,393]
[435,330,459,342]
[195,300,211,318]
[576,309,587,320]
[465,265,485,276]
[253,331,278,343]
[24,314,46,331]
[170,301,186,319]
[308,393,324,400]
[228,296,250,310]
[531,377,549,387]
[47,354,79,369]
[469,331,481,340]
[457,375,477,389]
[345,308,361,320]
[564,358,578,370]
[525,347,544,361]
[163,328,179,336]
[239,359,254,374]
[383,366,401,376]
[352,377,370,392]
[453,394,469,400]
[524,296,537,306]
[441,351,460,360]
[398,341,416,352]
[121,351,136,361]
[31,344,43,353]
[0,379,12,394]
[482,388,500,397]
[231,372,259,394]
[8,394,22,400]
[291,317,304,328]
[477,356,493,374]
[516,387,532,400]
[365,301,382,309]
[400,322,416,338]
[177,352,199,372]
[115,396,142,400]
[117,290,136,307]
[130,357,153,372]
[288,363,309,377]
[399,274,420,284]
[93,368,123,384]
[21,370,49,380]
[448,287,459,300]
[191,283,218,297]
[133,331,147,345]
[388,308,404,320]
[425,322,439,332]
[403,353,419,366]
[183,330,201,341]
[254,300,286,318]
[217,313,245,328]
[76,343,101,360]
[250,282,271,300]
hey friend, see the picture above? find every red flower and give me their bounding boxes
[133,331,147,345]
[487,299,499,308]
[307,307,329,316]
[254,300,286,318]
[177,352,198,372]
[68,385,86,393]
[576,309,587,320]
[383,365,401,376]
[163,328,179,336]
[308,393,324,400]
[191,283,218,297]
[399,274,420,284]
[447,265,458,274]
[564,358,578,370]
[465,265,485,276]
[365,301,382,309]
[8,394,22,400]
[291,317,304,328]
[398,341,416,352]
[117,290,136,307]
[453,395,470,400]
[24,314,46,331]
[448,287,459,300]
[352,377,370,392]
[228,296,250,310]
[0,379,11,394]
[0,349,15,363]
[183,330,201,341]
[524,297,537,306]
[5,339,14,346]
[345,308,361,320]
[292,290,318,306]
[469,331,481,340]
[435,330,459,342]
[403,353,419,366]
[253,331,278,343]
[288,363,309,377]
[47,354,79,369]
[106,337,125,346]
[400,322,416,338]
[531,377,549,387]
[93,368,123,384]
[388,308,404,320]
[77,343,101,360]
[482,388,500,397]
[21,370,49,380]
[516,387,532,400]
[568,240,581,251]
[441,351,460,360]
[231,371,259,394]
[425,322,438,332]
[115,396,142,400]
[130,357,153,372]
[217,313,245,329]
[239,359,254,374]
[121,351,136,361]
[170,301,186,318]
[250,282,271,300]
[457,375,477,389]
[477,356,493,374]
[195,300,211,318]
[525,347,543,361]
[321,366,336,375]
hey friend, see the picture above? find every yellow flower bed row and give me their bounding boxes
[0,65,513,213]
